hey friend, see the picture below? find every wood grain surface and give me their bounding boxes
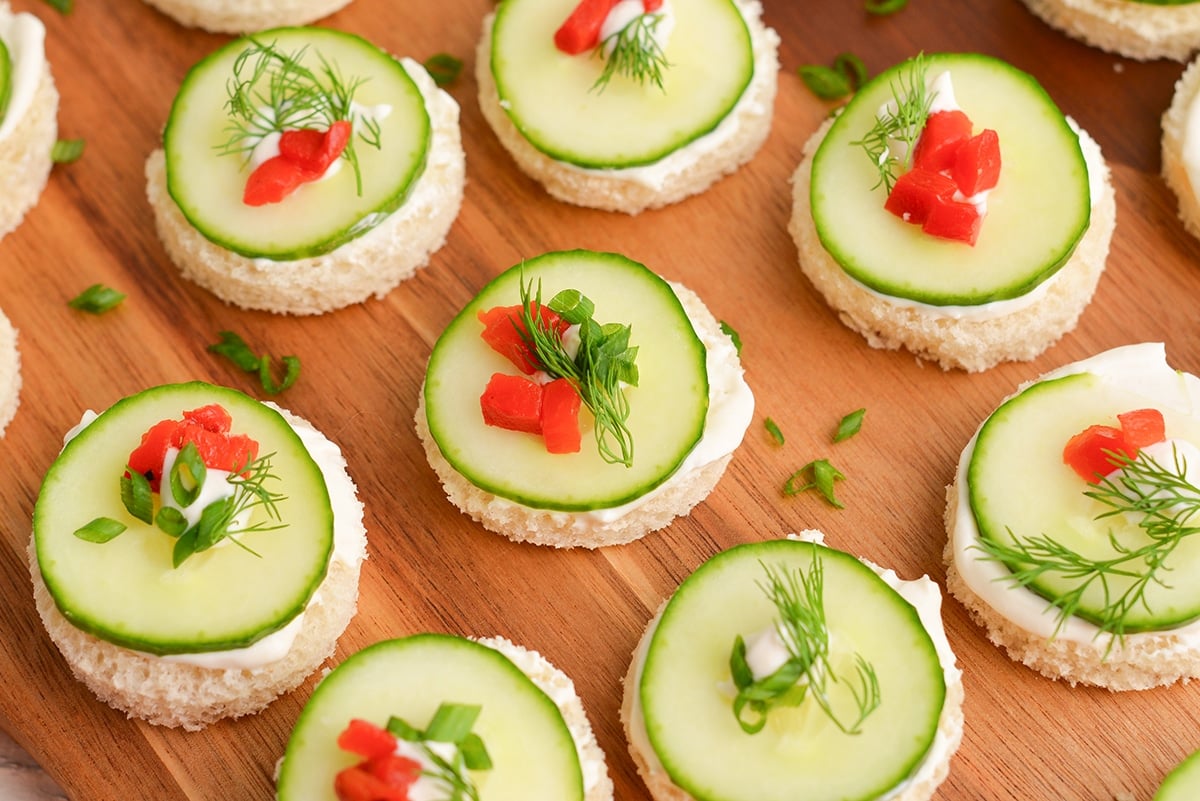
[2,0,1200,799]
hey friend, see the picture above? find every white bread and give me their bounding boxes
[1018,0,1200,62]
[28,406,367,731]
[476,636,613,801]
[1162,53,1200,239]
[0,306,19,436]
[0,7,57,241]
[474,0,779,214]
[415,283,746,549]
[139,0,352,34]
[145,58,464,316]
[789,117,1116,373]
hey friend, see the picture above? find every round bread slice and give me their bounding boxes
[1162,53,1200,240]
[28,406,367,731]
[0,306,20,436]
[139,0,352,34]
[0,6,58,241]
[145,58,464,316]
[789,117,1116,373]
[414,282,750,549]
[475,0,779,214]
[1018,0,1200,62]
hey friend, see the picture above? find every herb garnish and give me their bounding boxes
[765,418,785,446]
[386,703,492,801]
[424,53,464,87]
[975,446,1200,646]
[218,40,383,196]
[68,283,125,314]
[850,53,930,192]
[74,442,286,568]
[834,408,866,442]
[593,12,670,93]
[784,458,846,508]
[51,138,85,163]
[730,558,881,735]
[517,276,639,467]
[208,330,301,395]
[718,320,742,355]
[797,52,868,101]
[865,0,908,14]
[39,0,71,13]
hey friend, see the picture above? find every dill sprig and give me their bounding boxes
[592,13,671,93]
[386,703,491,801]
[849,53,931,192]
[974,445,1200,648]
[218,40,383,195]
[517,275,639,467]
[729,558,881,735]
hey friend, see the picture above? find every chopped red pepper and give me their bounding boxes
[884,168,957,226]
[554,0,622,54]
[333,719,419,801]
[951,129,1001,196]
[333,764,410,801]
[337,718,402,762]
[912,110,973,173]
[1118,408,1166,450]
[1063,409,1166,483]
[243,156,318,207]
[478,304,567,375]
[541,378,583,454]
[244,121,351,207]
[127,419,182,491]
[125,406,259,491]
[922,195,982,245]
[480,373,544,435]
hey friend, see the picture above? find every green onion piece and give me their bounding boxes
[764,417,784,446]
[834,408,866,442]
[259,355,301,395]
[155,507,188,538]
[73,517,126,543]
[783,458,846,508]
[386,716,422,741]
[40,0,72,12]
[51,138,85,163]
[797,64,852,100]
[193,497,235,552]
[865,0,907,14]
[208,331,261,372]
[169,442,206,509]
[833,52,868,90]
[172,528,199,568]
[120,469,154,524]
[459,732,493,771]
[425,703,483,743]
[719,320,742,355]
[68,283,125,314]
[210,330,301,394]
[548,289,595,325]
[423,53,464,87]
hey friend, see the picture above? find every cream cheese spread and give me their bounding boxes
[600,0,675,55]
[0,7,46,143]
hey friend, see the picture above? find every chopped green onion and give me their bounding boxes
[425,703,482,744]
[120,469,154,524]
[73,517,126,543]
[423,53,464,87]
[259,355,301,395]
[783,458,846,508]
[68,283,125,314]
[797,52,869,101]
[719,321,742,355]
[834,408,866,442]
[547,289,594,325]
[764,417,785,446]
[51,138,85,163]
[40,0,72,14]
[865,0,907,14]
[155,507,188,538]
[209,330,301,395]
[168,442,206,509]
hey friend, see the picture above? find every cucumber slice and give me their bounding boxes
[423,249,708,511]
[810,52,1090,306]
[164,27,430,260]
[33,382,333,654]
[1156,749,1200,800]
[969,372,1200,630]
[490,0,753,168]
[0,36,11,124]
[639,539,945,801]
[277,634,584,801]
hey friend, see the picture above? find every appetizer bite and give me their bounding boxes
[476,0,780,213]
[789,52,1115,372]
[0,1,57,241]
[1162,54,1200,239]
[140,0,353,35]
[945,343,1200,690]
[416,249,753,548]
[146,27,464,315]
[0,305,18,436]
[1018,0,1200,62]
[29,382,366,729]
[622,533,963,801]
[276,633,613,801]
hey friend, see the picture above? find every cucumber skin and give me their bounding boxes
[489,0,753,168]
[423,249,709,511]
[968,372,1200,631]
[277,634,584,801]
[1156,749,1200,800]
[34,382,333,654]
[639,539,945,801]
[163,27,430,261]
[0,37,11,124]
[810,52,1091,306]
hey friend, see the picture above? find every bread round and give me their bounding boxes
[145,58,464,316]
[475,636,613,801]
[1162,53,1200,240]
[789,117,1116,373]
[28,406,367,730]
[475,0,779,214]
[1018,0,1200,62]
[415,282,749,549]
[620,536,965,801]
[0,6,58,241]
[0,306,20,436]
[139,0,352,34]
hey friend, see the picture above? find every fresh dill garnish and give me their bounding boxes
[729,558,881,735]
[218,40,382,195]
[850,53,931,192]
[518,275,639,467]
[592,12,670,93]
[974,445,1200,647]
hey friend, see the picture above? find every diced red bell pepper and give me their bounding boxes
[337,719,399,762]
[951,128,1001,196]
[333,764,409,801]
[540,378,582,454]
[1063,424,1135,483]
[182,404,232,434]
[127,418,182,491]
[279,120,352,175]
[1117,408,1166,450]
[481,373,544,435]
[912,110,973,173]
[243,156,319,207]
[643,0,664,10]
[365,754,421,789]
[173,422,259,475]
[554,0,621,54]
[923,195,982,245]
[478,304,567,375]
[884,168,957,226]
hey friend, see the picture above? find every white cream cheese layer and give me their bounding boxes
[952,342,1200,646]
[626,531,960,800]
[600,0,675,54]
[0,7,46,142]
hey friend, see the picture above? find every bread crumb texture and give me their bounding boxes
[0,62,57,240]
[140,0,353,33]
[0,308,20,436]
[1163,54,1200,240]
[1020,0,1200,61]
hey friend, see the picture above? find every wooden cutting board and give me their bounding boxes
[1,0,1199,798]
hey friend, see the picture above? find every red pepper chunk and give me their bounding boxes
[884,168,957,225]
[1118,408,1166,450]
[334,765,410,801]
[554,0,622,54]
[1063,425,1135,483]
[243,156,318,207]
[541,378,583,454]
[337,719,401,762]
[279,120,352,175]
[951,129,1001,196]
[478,304,568,375]
[182,404,233,434]
[127,419,182,492]
[922,195,982,245]
[481,373,544,435]
[912,110,973,173]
